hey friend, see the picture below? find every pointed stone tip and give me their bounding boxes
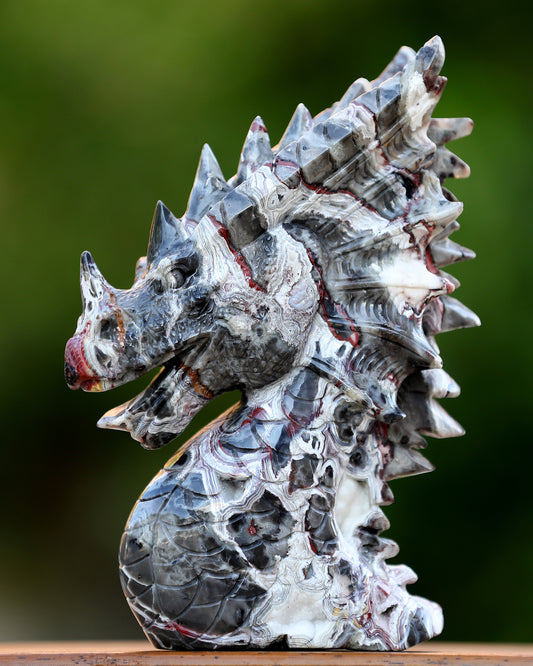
[156,199,172,215]
[423,35,445,65]
[80,250,95,270]
[416,35,445,85]
[250,115,268,134]
[237,115,273,181]
[200,142,216,162]
[424,401,466,439]
[292,103,313,126]
[97,405,126,430]
[80,249,106,283]
[426,35,445,53]
[197,142,225,179]
[185,142,230,221]
[152,200,170,227]
[277,103,313,149]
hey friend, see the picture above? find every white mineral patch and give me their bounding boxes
[379,254,446,313]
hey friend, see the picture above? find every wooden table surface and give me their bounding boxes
[0,641,531,665]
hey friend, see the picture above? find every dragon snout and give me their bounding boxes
[65,333,98,390]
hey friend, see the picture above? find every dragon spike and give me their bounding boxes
[416,198,463,229]
[336,78,371,111]
[428,117,474,146]
[147,201,183,266]
[313,79,370,125]
[184,144,231,223]
[396,389,464,440]
[439,296,481,332]
[432,147,471,182]
[80,250,113,310]
[419,399,465,438]
[373,46,416,86]
[278,103,313,149]
[236,116,273,184]
[430,238,476,268]
[406,369,460,399]
[414,35,445,88]
[384,446,434,481]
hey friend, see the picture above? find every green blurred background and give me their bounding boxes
[0,0,531,644]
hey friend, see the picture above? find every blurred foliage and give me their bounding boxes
[0,0,531,643]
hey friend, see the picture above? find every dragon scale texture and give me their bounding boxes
[65,36,478,650]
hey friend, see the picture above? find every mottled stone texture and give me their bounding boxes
[65,36,478,650]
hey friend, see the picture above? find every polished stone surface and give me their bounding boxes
[65,36,477,651]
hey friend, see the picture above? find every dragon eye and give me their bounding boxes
[169,254,199,288]
[170,267,185,288]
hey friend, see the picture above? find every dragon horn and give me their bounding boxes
[236,116,272,184]
[147,200,182,265]
[184,144,230,223]
[80,251,113,311]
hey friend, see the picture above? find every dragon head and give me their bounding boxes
[65,153,319,447]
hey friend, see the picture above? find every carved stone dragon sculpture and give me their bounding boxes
[65,36,478,650]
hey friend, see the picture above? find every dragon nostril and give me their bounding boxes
[94,347,109,365]
[64,362,79,388]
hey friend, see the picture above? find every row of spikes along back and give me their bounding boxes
[142,36,480,482]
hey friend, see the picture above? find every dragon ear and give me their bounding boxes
[147,201,183,265]
[236,116,272,184]
[278,104,313,149]
[184,144,230,223]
